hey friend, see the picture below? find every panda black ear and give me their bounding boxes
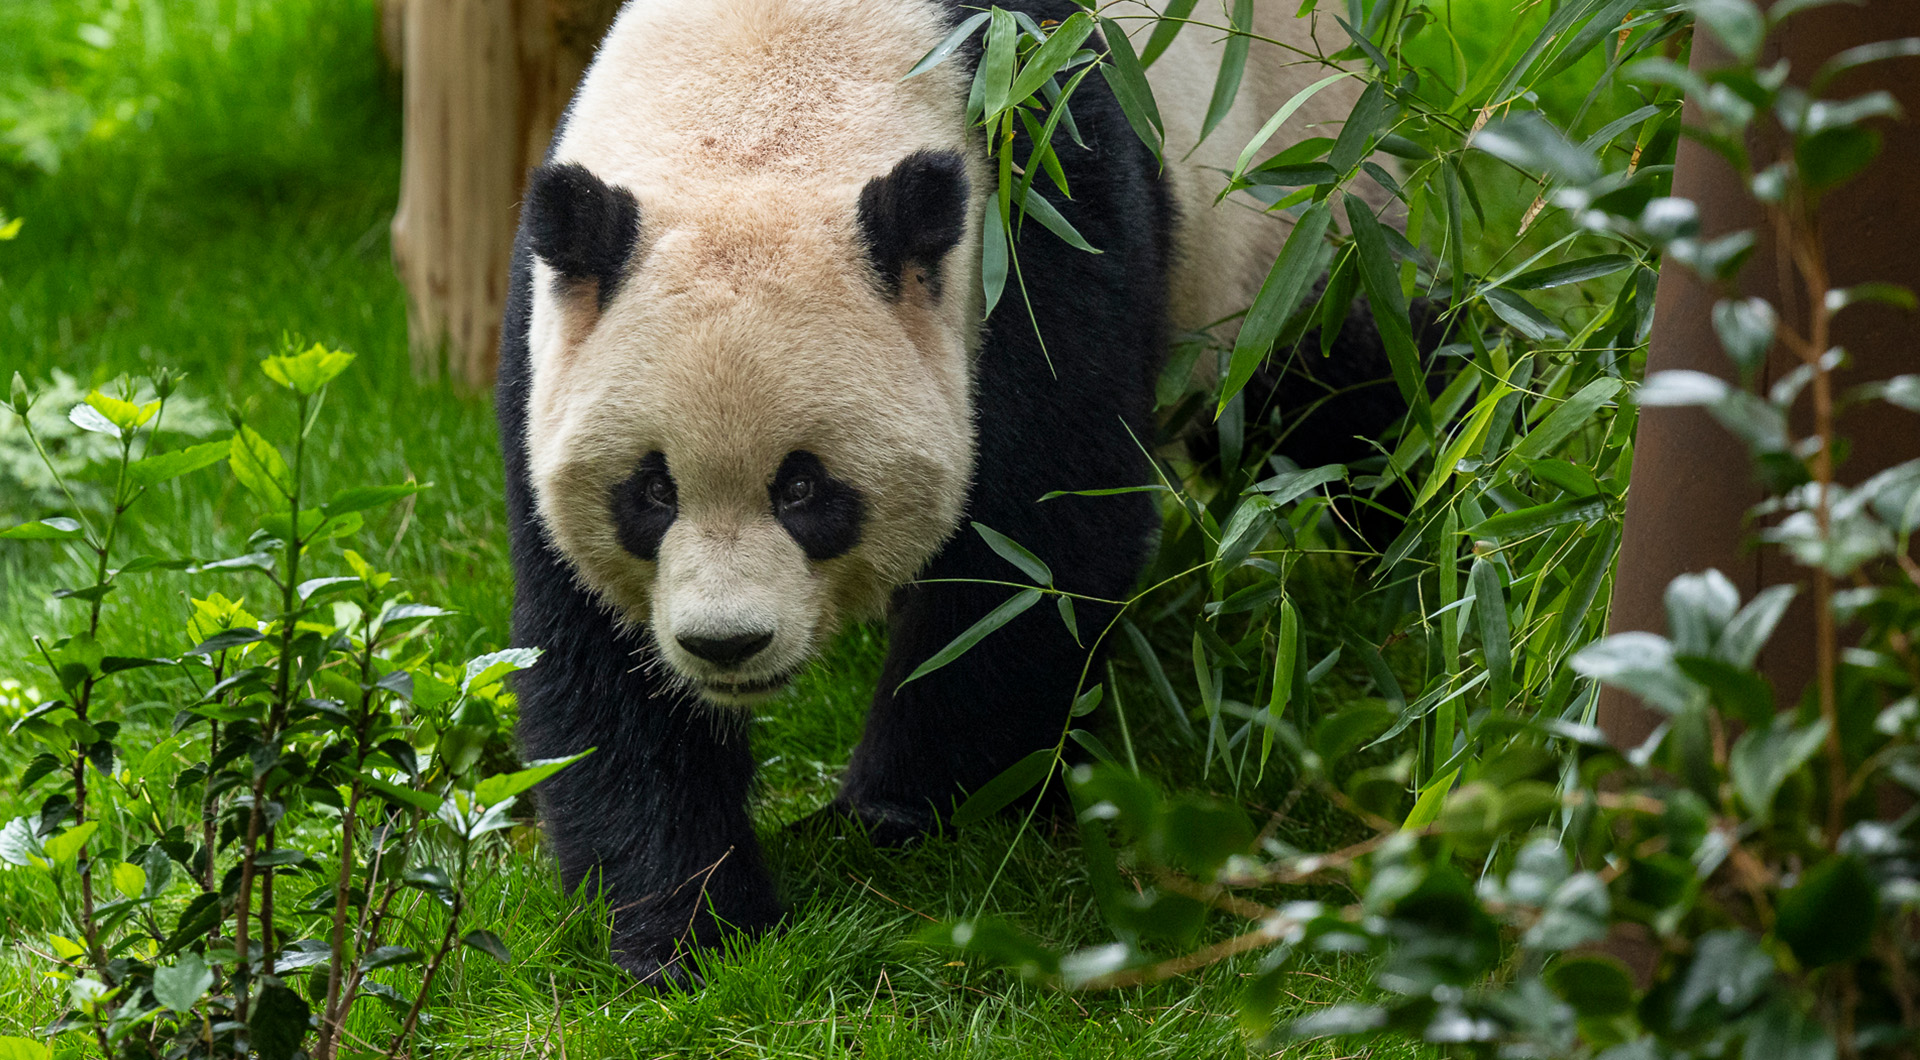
[857,150,969,300]
[523,162,641,311]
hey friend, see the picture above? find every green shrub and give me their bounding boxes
[915,2,1919,1057]
[0,348,579,1060]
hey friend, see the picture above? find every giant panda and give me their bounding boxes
[497,0,1399,983]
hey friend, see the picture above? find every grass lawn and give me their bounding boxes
[0,1,1441,1055]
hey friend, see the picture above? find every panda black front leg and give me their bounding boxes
[507,550,785,985]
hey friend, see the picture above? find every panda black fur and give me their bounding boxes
[497,0,1394,983]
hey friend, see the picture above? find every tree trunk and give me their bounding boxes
[389,0,619,388]
[1600,1,1920,747]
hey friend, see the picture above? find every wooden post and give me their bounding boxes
[388,0,619,388]
[1600,1,1920,747]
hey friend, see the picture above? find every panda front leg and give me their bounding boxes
[833,489,1158,843]
[512,564,783,985]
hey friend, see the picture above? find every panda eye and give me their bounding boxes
[646,476,676,507]
[780,476,814,508]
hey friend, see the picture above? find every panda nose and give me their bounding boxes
[677,630,774,668]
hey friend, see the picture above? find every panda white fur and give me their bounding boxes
[498,0,1380,983]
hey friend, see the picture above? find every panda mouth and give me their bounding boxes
[698,670,796,699]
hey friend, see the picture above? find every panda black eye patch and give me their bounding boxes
[856,149,969,300]
[523,161,641,311]
[770,450,863,561]
[609,451,676,561]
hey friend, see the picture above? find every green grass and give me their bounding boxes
[0,1,1436,1055]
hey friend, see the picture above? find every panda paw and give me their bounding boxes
[611,943,707,990]
[790,798,938,848]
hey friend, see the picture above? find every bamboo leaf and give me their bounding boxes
[1199,0,1255,145]
[973,522,1053,585]
[898,589,1042,690]
[1346,196,1435,441]
[951,746,1056,827]
[1219,200,1333,414]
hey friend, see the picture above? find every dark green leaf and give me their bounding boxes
[1798,125,1881,190]
[1327,80,1390,173]
[951,746,1055,827]
[358,945,422,971]
[1473,112,1599,184]
[1775,855,1877,968]
[1471,495,1607,540]
[915,917,1059,980]
[1220,200,1332,412]
[1484,288,1568,341]
[1472,558,1513,707]
[1097,17,1162,156]
[981,195,1008,318]
[248,984,310,1060]
[1688,0,1765,62]
[1509,254,1634,290]
[1347,197,1435,441]
[323,483,423,518]
[1546,954,1635,1017]
[1015,186,1100,253]
[184,628,264,657]
[980,9,1017,118]
[1675,930,1774,1024]
[1743,1001,1838,1060]
[462,929,511,964]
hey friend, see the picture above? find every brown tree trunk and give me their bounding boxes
[1600,1,1920,748]
[388,0,620,388]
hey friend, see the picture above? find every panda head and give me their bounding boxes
[521,149,979,706]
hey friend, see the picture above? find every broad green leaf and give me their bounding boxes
[152,952,212,1013]
[473,750,594,806]
[0,1039,48,1060]
[1545,954,1636,1017]
[1007,12,1093,104]
[260,343,355,395]
[1473,112,1599,184]
[1346,196,1435,440]
[86,391,158,431]
[1687,0,1764,62]
[128,439,230,488]
[462,929,511,964]
[1775,855,1877,968]
[0,517,84,541]
[249,984,311,1060]
[951,746,1056,827]
[462,646,543,692]
[1729,716,1829,820]
[1742,1002,1837,1060]
[41,820,97,868]
[973,522,1052,585]
[1220,200,1332,413]
[110,860,146,900]
[229,425,293,502]
[1198,0,1254,145]
[898,588,1043,689]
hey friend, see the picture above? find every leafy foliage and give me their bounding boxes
[0,350,579,1059]
[912,3,1920,1058]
